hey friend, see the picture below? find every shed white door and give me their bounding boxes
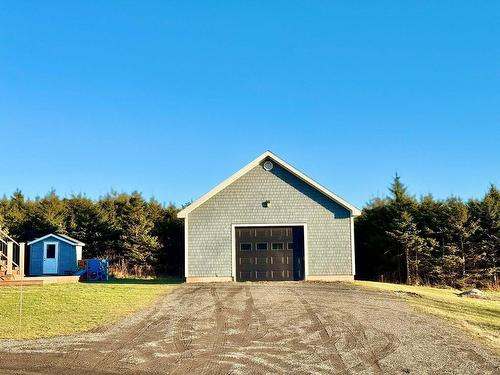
[43,242,58,274]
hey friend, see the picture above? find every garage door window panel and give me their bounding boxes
[240,243,252,251]
[272,243,284,250]
[256,243,268,251]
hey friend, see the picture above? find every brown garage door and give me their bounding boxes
[235,226,305,281]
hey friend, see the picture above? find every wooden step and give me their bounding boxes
[0,270,20,279]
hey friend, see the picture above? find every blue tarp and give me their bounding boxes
[87,259,109,281]
[74,259,109,281]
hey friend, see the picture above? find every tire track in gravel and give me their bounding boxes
[334,315,387,374]
[194,285,281,374]
[224,286,284,374]
[80,287,197,373]
[292,290,397,374]
[172,287,202,353]
[308,300,399,374]
[290,288,350,374]
[198,286,233,374]
[174,286,234,375]
[233,286,268,346]
[172,317,192,353]
[88,298,176,371]
[169,286,217,375]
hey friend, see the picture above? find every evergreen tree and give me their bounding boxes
[151,203,184,276]
[440,198,479,286]
[4,190,29,239]
[386,211,425,284]
[387,174,418,283]
[118,192,160,266]
[28,190,66,239]
[64,195,110,258]
[389,174,416,212]
[472,185,499,285]
[414,195,442,283]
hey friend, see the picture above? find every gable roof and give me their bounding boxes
[177,151,361,218]
[28,233,85,246]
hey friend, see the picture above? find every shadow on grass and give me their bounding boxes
[92,277,185,285]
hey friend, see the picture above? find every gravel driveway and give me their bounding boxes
[0,283,498,374]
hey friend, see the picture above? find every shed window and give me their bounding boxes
[240,243,252,251]
[271,243,284,250]
[46,244,56,258]
[256,243,268,251]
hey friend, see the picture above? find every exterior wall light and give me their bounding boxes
[262,200,271,208]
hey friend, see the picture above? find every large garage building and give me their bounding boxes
[178,151,361,283]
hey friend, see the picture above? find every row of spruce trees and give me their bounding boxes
[1,180,498,286]
[355,177,499,288]
[0,191,184,276]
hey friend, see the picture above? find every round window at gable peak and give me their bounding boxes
[263,161,274,171]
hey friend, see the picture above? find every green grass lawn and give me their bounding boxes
[0,278,179,339]
[355,281,500,352]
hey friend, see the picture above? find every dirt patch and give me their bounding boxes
[0,283,498,374]
[394,290,423,298]
[458,288,488,299]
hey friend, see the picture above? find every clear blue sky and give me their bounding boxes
[1,1,498,208]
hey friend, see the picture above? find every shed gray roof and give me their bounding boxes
[28,233,85,246]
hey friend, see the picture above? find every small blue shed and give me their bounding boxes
[27,233,84,276]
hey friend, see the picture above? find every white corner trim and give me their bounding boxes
[177,151,361,218]
[184,215,189,278]
[231,225,236,280]
[231,223,308,281]
[350,216,356,276]
[76,245,83,261]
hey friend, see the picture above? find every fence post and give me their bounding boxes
[6,241,13,275]
[19,243,25,277]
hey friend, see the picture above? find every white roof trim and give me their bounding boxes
[177,151,361,218]
[28,233,85,246]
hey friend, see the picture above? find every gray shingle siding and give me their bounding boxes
[187,162,353,278]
